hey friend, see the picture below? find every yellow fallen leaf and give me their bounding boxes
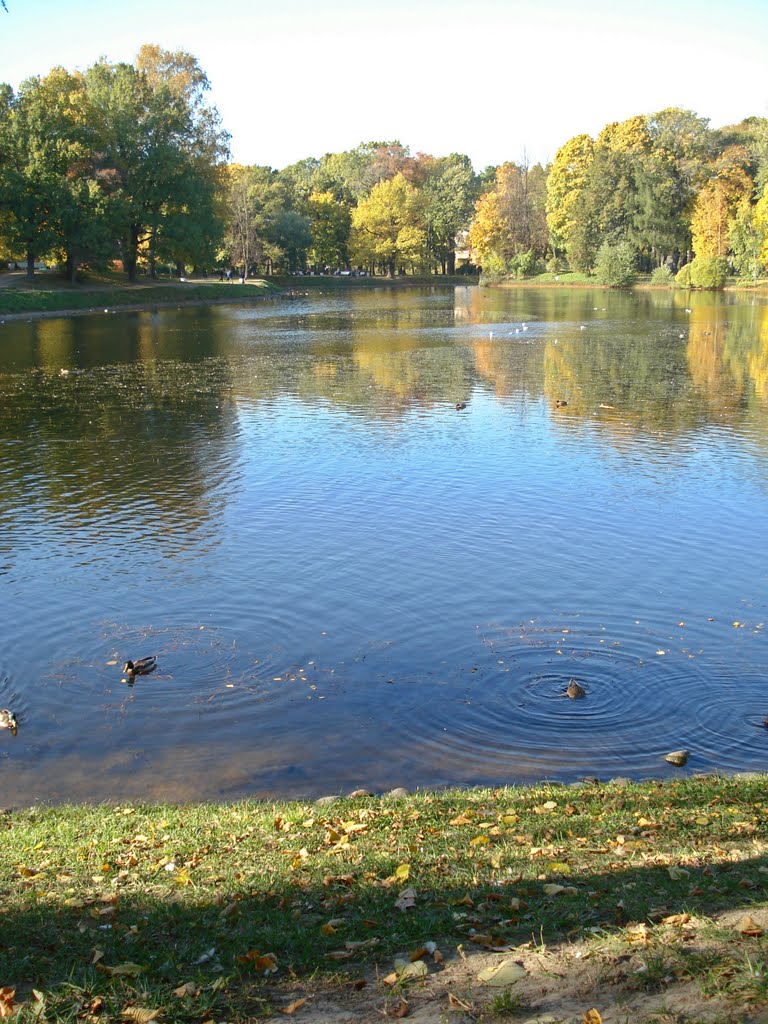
[477,959,526,986]
[543,883,565,895]
[583,1011,602,1024]
[470,835,490,846]
[394,864,410,881]
[172,983,198,998]
[121,1008,160,1023]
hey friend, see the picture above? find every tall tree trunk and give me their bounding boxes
[26,250,35,280]
[387,259,395,278]
[124,225,141,282]
[447,250,456,275]
[66,250,78,284]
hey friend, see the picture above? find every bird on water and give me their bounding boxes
[123,656,157,681]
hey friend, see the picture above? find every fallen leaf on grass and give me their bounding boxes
[738,914,764,937]
[583,1011,603,1024]
[96,962,145,977]
[0,988,16,1019]
[172,983,198,998]
[661,913,691,926]
[121,1009,160,1023]
[395,887,417,911]
[476,959,526,985]
[625,923,650,944]
[280,998,306,1015]
[236,951,278,973]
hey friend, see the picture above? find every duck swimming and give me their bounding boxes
[123,656,157,680]
[0,709,18,735]
[566,679,586,699]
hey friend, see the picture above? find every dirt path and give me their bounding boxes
[258,908,768,1024]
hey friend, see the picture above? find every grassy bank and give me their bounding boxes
[2,776,767,1022]
[0,275,279,317]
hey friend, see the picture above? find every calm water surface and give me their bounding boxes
[1,285,767,803]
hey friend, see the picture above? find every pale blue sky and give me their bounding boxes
[1,0,767,170]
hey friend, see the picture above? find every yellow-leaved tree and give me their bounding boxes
[691,147,753,258]
[545,134,594,257]
[350,173,426,277]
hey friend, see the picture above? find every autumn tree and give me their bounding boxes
[691,146,753,258]
[350,172,426,277]
[469,161,548,274]
[545,134,594,259]
[565,117,650,272]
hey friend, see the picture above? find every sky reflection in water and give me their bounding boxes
[1,285,767,803]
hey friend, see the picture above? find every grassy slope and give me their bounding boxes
[1,776,767,1021]
[0,275,278,316]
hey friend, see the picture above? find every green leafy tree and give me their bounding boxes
[84,46,228,281]
[0,71,75,276]
[307,190,351,270]
[422,154,479,274]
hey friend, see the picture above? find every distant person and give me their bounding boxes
[226,269,232,282]
[218,269,224,282]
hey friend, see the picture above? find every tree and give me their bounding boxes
[0,71,77,276]
[84,46,228,280]
[545,134,594,257]
[307,190,351,270]
[469,161,548,273]
[350,173,426,277]
[690,147,752,258]
[422,154,479,273]
[593,240,637,286]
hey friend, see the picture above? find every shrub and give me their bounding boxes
[689,255,728,289]
[509,250,538,279]
[650,265,674,286]
[593,241,636,287]
[675,263,692,288]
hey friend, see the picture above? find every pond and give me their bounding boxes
[1,284,767,804]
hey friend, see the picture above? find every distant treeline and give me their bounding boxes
[1,46,767,286]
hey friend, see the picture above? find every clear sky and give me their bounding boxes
[1,0,767,171]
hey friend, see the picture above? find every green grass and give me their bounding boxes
[1,776,767,1020]
[0,276,278,316]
